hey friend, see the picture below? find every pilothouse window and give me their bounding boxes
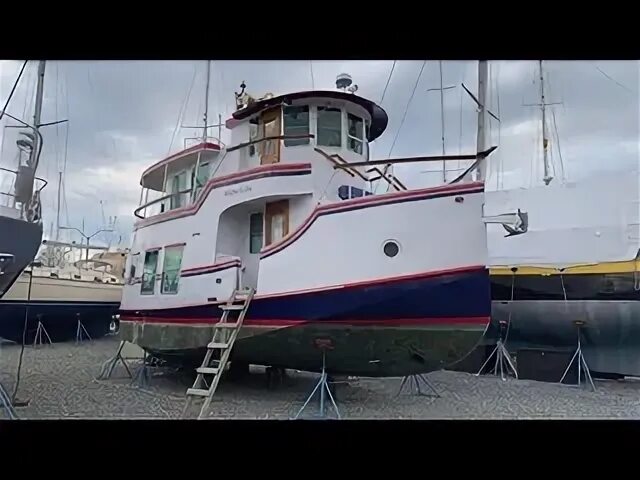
[347,113,364,155]
[283,106,310,146]
[249,118,259,156]
[161,245,184,294]
[317,107,342,147]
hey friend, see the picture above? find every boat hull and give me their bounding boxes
[491,299,640,377]
[0,216,42,298]
[0,300,120,343]
[120,266,491,377]
[0,274,122,343]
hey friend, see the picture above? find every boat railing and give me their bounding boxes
[135,134,315,221]
[0,165,48,211]
[134,187,192,219]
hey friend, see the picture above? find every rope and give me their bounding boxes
[0,60,28,123]
[167,65,198,155]
[309,61,315,90]
[379,60,397,104]
[386,60,427,159]
[594,65,634,94]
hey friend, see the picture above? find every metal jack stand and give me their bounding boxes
[476,320,518,381]
[397,373,440,397]
[75,314,92,344]
[0,382,17,420]
[131,352,151,388]
[97,341,133,380]
[293,341,340,420]
[33,315,52,347]
[559,320,596,391]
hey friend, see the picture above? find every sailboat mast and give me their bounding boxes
[539,60,552,185]
[28,60,46,168]
[202,60,211,141]
[55,171,62,241]
[438,60,446,182]
[475,60,489,182]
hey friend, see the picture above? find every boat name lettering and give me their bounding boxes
[224,185,252,196]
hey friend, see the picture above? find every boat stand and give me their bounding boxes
[559,320,596,391]
[0,381,17,420]
[293,349,341,420]
[33,316,52,347]
[397,373,440,397]
[131,352,152,388]
[75,315,92,344]
[476,320,518,381]
[97,341,133,380]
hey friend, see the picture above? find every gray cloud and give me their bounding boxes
[1,60,638,246]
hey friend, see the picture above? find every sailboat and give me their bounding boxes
[117,60,527,377]
[484,61,640,377]
[0,61,47,299]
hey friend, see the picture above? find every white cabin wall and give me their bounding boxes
[257,191,487,295]
[486,173,640,265]
[288,195,315,229]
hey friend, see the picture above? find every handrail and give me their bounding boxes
[329,152,369,182]
[313,147,354,178]
[226,134,315,153]
[0,166,48,190]
[134,188,192,219]
[366,166,407,191]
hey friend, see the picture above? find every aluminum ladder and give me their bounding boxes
[182,287,254,419]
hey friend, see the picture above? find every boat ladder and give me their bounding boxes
[182,287,254,419]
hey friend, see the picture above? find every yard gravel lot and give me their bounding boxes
[2,336,640,420]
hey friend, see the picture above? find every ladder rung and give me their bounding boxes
[186,388,210,397]
[220,304,244,311]
[215,322,240,329]
[207,342,230,349]
[196,367,220,375]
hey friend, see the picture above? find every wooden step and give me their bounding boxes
[186,388,210,397]
[196,367,220,375]
[207,342,230,349]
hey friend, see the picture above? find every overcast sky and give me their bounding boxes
[0,60,638,247]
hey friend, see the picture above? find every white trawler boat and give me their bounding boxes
[119,61,526,377]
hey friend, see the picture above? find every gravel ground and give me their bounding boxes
[2,336,640,420]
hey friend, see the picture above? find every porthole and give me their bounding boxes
[383,240,400,258]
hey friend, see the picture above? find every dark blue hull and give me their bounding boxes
[0,216,42,298]
[121,266,492,324]
[0,300,120,344]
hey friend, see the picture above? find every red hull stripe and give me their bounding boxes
[260,181,484,259]
[181,259,241,276]
[135,163,312,230]
[120,316,490,327]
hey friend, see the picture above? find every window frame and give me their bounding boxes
[140,248,160,295]
[316,106,343,148]
[283,105,310,147]
[347,112,364,155]
[161,243,185,295]
[249,211,264,254]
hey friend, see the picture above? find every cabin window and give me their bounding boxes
[249,118,259,157]
[317,107,342,147]
[193,161,210,198]
[161,245,184,294]
[283,105,310,146]
[170,171,188,210]
[141,250,159,295]
[347,113,364,154]
[249,212,264,254]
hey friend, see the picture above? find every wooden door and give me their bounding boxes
[259,107,281,165]
[265,200,289,245]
